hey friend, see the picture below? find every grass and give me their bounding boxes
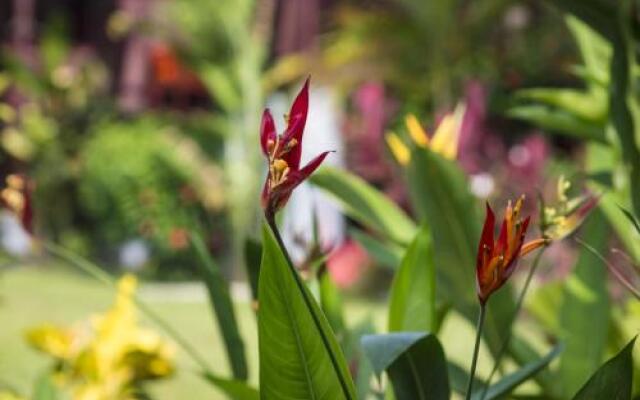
[0,264,388,399]
[0,262,537,399]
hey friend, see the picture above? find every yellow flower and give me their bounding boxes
[25,275,175,399]
[386,104,465,165]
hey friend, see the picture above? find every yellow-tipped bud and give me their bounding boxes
[385,132,411,166]
[404,114,429,148]
[430,103,465,160]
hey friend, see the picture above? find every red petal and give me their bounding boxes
[288,77,310,140]
[477,203,495,270]
[297,151,331,180]
[278,151,331,194]
[260,109,277,156]
[281,114,305,170]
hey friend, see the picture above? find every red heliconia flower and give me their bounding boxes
[261,77,331,217]
[476,195,548,304]
[1,174,34,235]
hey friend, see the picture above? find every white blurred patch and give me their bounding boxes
[0,212,31,256]
[503,5,529,31]
[470,173,495,199]
[508,144,531,167]
[119,239,149,271]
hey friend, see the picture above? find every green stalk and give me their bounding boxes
[466,303,486,400]
[479,248,545,399]
[41,240,214,374]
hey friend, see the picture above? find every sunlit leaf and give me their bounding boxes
[310,167,417,245]
[388,225,437,332]
[558,210,610,397]
[405,147,515,358]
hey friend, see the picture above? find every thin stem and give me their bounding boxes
[479,248,545,399]
[466,303,486,400]
[41,240,214,374]
[576,238,640,300]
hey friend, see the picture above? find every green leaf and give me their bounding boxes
[243,237,262,303]
[571,337,636,400]
[506,104,606,143]
[310,167,417,244]
[349,227,404,269]
[472,344,563,400]
[259,223,356,399]
[405,148,515,358]
[388,225,437,332]
[559,209,610,397]
[361,332,450,400]
[191,233,248,380]
[202,373,260,400]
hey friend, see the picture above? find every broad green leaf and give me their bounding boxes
[310,167,417,244]
[361,332,450,400]
[202,373,260,400]
[349,227,404,269]
[471,344,563,400]
[506,104,606,143]
[571,337,636,400]
[243,237,262,303]
[259,223,356,399]
[388,225,437,332]
[559,210,610,397]
[192,233,248,380]
[405,148,514,358]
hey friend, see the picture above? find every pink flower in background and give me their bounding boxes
[327,240,371,288]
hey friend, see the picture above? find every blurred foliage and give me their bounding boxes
[77,118,220,277]
[153,0,271,248]
[318,0,571,110]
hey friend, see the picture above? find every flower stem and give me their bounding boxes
[466,303,486,400]
[479,248,545,399]
[41,240,214,374]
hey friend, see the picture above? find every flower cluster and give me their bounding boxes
[260,78,330,218]
[541,176,598,241]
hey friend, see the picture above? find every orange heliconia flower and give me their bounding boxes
[476,195,548,304]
